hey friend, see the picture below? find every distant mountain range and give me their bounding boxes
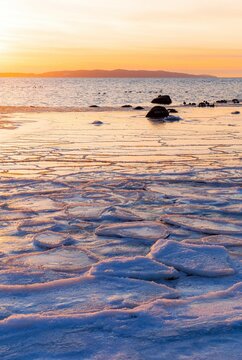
[0,69,216,78]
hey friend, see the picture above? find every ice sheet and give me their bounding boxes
[0,108,242,358]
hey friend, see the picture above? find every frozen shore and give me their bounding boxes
[0,106,241,359]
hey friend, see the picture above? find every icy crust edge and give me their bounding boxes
[88,256,180,280]
[0,282,241,338]
[148,240,236,277]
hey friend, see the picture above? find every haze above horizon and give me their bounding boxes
[0,0,241,77]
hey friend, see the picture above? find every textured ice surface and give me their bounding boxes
[0,209,35,221]
[67,205,142,222]
[67,205,108,220]
[33,231,75,249]
[0,275,178,319]
[89,256,179,280]
[0,109,242,359]
[7,196,62,212]
[0,235,33,255]
[101,207,143,221]
[5,248,96,272]
[149,240,235,277]
[0,283,241,360]
[18,219,56,233]
[89,240,150,258]
[183,235,242,247]
[161,214,242,234]
[95,221,169,241]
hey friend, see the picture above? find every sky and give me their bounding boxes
[0,0,241,76]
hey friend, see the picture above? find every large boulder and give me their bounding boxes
[146,106,169,119]
[151,95,172,105]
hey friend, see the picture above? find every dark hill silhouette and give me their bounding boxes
[0,69,216,78]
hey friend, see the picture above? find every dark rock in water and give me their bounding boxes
[134,106,144,110]
[216,100,227,104]
[231,111,240,115]
[198,101,215,108]
[232,99,240,104]
[151,95,172,105]
[92,121,103,125]
[187,102,196,106]
[168,109,178,113]
[89,105,99,108]
[183,102,187,105]
[146,106,169,119]
[122,105,132,108]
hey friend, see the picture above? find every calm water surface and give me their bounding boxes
[0,77,241,107]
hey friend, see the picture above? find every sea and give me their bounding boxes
[0,77,241,107]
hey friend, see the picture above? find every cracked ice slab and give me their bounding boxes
[149,240,235,277]
[160,214,242,235]
[95,221,169,241]
[89,256,179,280]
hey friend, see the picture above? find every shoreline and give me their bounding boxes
[1,106,241,177]
[0,103,241,114]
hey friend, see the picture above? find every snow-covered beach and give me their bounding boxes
[0,104,242,359]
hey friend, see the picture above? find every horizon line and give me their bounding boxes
[0,68,218,78]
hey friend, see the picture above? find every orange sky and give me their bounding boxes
[0,0,242,76]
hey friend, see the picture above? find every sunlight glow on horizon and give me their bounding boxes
[0,0,242,76]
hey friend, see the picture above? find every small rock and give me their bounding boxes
[134,106,144,110]
[232,99,240,104]
[168,109,178,113]
[151,95,172,105]
[92,121,103,125]
[231,111,240,115]
[216,99,227,104]
[89,105,99,108]
[121,105,132,108]
[198,101,215,108]
[146,106,169,119]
